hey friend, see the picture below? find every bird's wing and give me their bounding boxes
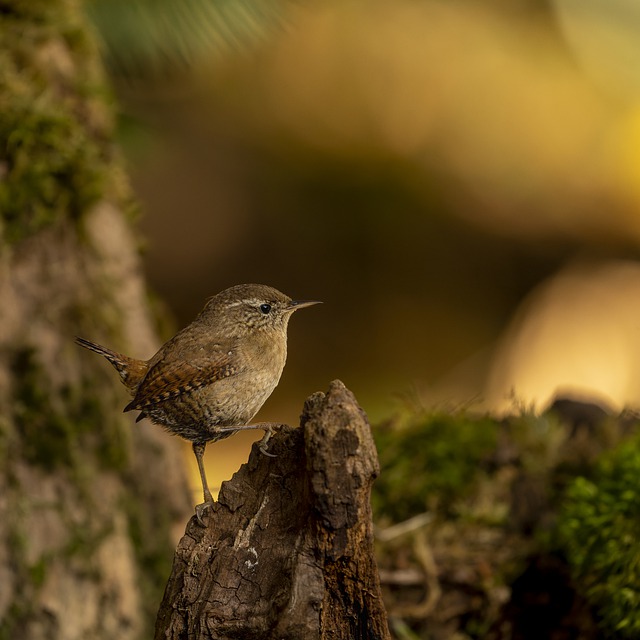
[123,349,237,412]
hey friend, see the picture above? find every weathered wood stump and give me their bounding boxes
[155,380,390,640]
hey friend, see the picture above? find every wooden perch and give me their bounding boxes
[154,380,391,640]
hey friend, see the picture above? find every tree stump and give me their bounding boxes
[155,380,391,640]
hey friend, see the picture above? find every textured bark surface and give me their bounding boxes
[155,380,391,640]
[0,3,192,639]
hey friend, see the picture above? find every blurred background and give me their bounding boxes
[86,0,640,493]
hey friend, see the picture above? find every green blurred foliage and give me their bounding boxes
[85,0,286,76]
[372,411,501,522]
[557,435,640,638]
[372,404,569,524]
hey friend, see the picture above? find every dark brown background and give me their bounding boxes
[116,1,640,491]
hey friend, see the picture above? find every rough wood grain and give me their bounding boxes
[155,380,391,640]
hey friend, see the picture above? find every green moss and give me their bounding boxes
[10,346,130,473]
[0,4,116,245]
[0,601,33,640]
[61,362,132,473]
[2,520,39,640]
[372,411,500,522]
[2,512,113,636]
[28,558,48,588]
[0,415,10,463]
[62,520,114,572]
[11,347,74,470]
[1,99,107,241]
[557,435,640,638]
[122,491,176,625]
[372,405,578,525]
[372,403,640,638]
[0,1,62,20]
[87,394,131,472]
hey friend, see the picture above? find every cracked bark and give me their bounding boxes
[155,380,391,640]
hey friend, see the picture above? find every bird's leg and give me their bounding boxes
[192,441,214,526]
[218,422,279,457]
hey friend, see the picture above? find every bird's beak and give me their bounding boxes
[288,299,322,311]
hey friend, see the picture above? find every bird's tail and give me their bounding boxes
[75,336,148,393]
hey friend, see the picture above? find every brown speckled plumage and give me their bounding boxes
[76,283,319,523]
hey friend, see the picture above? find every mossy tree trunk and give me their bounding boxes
[0,3,192,639]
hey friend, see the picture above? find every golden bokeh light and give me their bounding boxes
[487,260,640,413]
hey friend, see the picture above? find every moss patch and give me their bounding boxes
[372,402,639,638]
[122,490,176,626]
[373,410,501,521]
[557,435,640,638]
[0,3,116,244]
[11,346,77,470]
[10,346,129,473]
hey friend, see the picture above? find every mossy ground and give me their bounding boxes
[372,401,640,639]
[557,435,640,639]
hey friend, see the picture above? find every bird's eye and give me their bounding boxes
[260,303,272,315]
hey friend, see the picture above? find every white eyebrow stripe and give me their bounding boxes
[228,298,268,307]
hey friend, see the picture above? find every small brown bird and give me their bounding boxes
[76,283,319,523]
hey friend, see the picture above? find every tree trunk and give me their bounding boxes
[0,3,192,639]
[155,380,391,640]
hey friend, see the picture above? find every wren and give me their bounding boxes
[76,283,320,524]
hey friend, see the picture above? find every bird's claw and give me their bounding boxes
[257,426,277,458]
[195,500,214,527]
[216,423,278,456]
[259,443,277,458]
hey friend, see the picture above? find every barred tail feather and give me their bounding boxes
[75,336,120,361]
[75,336,148,392]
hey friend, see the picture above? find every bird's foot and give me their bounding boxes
[194,499,214,527]
[217,423,279,457]
[257,425,276,457]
